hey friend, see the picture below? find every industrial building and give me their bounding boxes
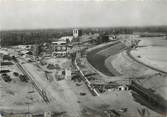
[51,41,68,57]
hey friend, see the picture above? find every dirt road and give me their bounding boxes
[22,62,81,117]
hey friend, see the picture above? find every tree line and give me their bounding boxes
[0,30,72,46]
[1,26,167,46]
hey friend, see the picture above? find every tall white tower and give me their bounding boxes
[73,29,79,38]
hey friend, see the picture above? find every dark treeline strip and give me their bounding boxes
[0,30,73,46]
[1,26,167,46]
[81,26,167,34]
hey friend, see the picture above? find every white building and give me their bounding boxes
[59,36,73,42]
[52,40,66,45]
[73,29,79,38]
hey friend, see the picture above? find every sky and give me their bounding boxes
[0,0,167,30]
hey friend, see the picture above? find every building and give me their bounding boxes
[73,29,82,38]
[59,36,73,42]
[109,35,117,41]
[52,41,68,57]
[65,68,71,79]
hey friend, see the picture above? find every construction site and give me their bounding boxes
[0,28,167,117]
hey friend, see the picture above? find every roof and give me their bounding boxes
[59,36,73,41]
[52,40,66,44]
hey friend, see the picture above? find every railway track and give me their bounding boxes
[14,59,50,103]
[74,57,99,96]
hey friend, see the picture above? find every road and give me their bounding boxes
[74,57,99,96]
[15,60,50,103]
[21,61,81,117]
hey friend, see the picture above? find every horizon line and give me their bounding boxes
[1,25,167,32]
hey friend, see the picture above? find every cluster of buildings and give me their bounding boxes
[7,29,82,61]
[51,28,81,57]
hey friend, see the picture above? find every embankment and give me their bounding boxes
[86,41,126,77]
[110,51,156,77]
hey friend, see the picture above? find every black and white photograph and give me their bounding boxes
[0,0,167,117]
